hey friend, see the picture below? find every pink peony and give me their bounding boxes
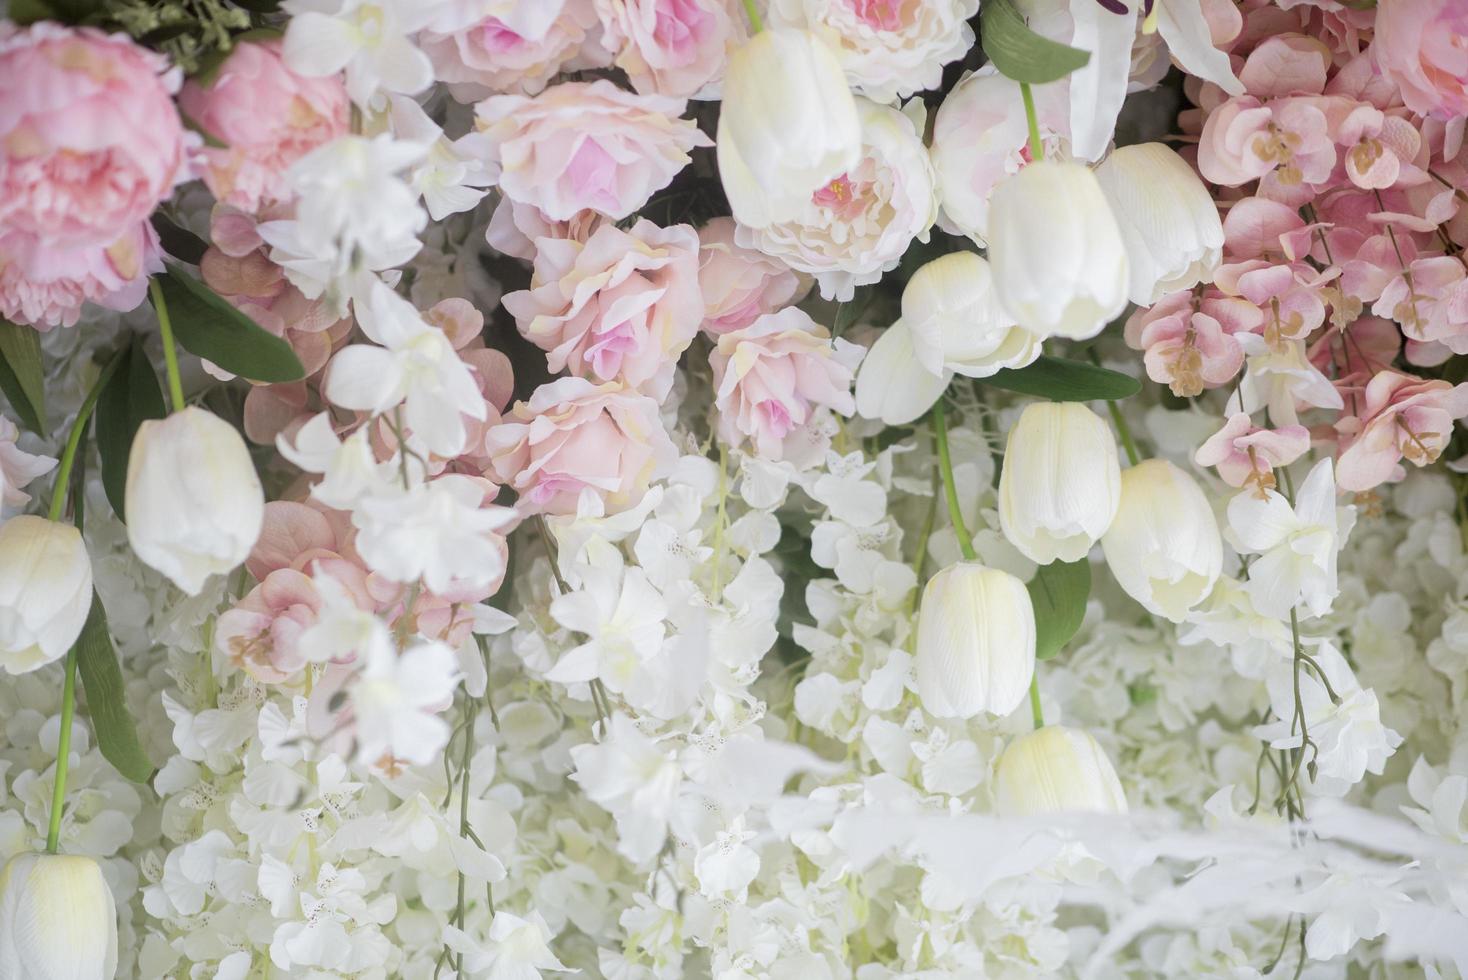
[1336,371,1468,492]
[697,217,806,336]
[1124,290,1260,398]
[709,307,862,460]
[1194,413,1310,495]
[421,0,606,99]
[0,24,189,249]
[178,40,349,213]
[0,222,162,329]
[1372,0,1468,120]
[502,218,702,399]
[485,376,678,515]
[475,79,712,221]
[594,0,734,98]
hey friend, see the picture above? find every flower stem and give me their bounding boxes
[741,0,763,32]
[149,278,187,413]
[47,349,126,523]
[1020,83,1043,162]
[46,648,78,854]
[1029,675,1044,729]
[932,400,977,562]
[1106,399,1142,466]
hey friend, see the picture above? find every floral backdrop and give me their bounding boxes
[1,0,1468,977]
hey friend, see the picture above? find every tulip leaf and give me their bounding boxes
[95,343,167,521]
[980,356,1141,402]
[0,318,46,434]
[151,214,209,265]
[980,0,1091,85]
[74,594,155,784]
[154,265,307,383]
[1029,558,1090,661]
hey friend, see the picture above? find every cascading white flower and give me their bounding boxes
[0,852,118,979]
[350,474,514,593]
[914,561,1036,719]
[570,713,683,863]
[387,95,494,221]
[545,559,668,700]
[998,402,1122,565]
[1101,458,1221,623]
[1227,458,1352,620]
[0,515,92,674]
[281,0,435,106]
[994,725,1128,815]
[348,635,462,767]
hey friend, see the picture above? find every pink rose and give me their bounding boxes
[485,376,677,515]
[594,0,734,98]
[485,196,607,261]
[0,24,188,248]
[178,40,348,213]
[1373,0,1468,120]
[475,79,712,221]
[1194,413,1310,495]
[709,307,862,460]
[503,219,701,399]
[0,222,162,329]
[422,0,606,99]
[697,217,806,336]
[1124,290,1259,398]
[1336,371,1468,492]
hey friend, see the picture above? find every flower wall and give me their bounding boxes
[2,0,1468,978]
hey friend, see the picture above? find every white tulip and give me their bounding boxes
[853,318,951,426]
[915,561,1035,719]
[716,29,861,229]
[1093,143,1224,305]
[998,402,1121,565]
[125,407,265,596]
[987,160,1129,341]
[1100,459,1222,623]
[0,516,92,675]
[0,851,118,979]
[994,725,1128,816]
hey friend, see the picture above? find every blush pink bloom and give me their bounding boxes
[1195,413,1310,495]
[485,376,677,516]
[1373,0,1468,120]
[697,217,806,336]
[502,218,702,399]
[475,79,712,221]
[709,307,863,460]
[0,222,162,329]
[485,196,607,261]
[178,40,349,213]
[1124,290,1260,398]
[1336,371,1468,492]
[594,0,734,98]
[421,0,606,99]
[0,24,189,249]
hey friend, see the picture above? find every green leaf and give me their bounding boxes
[980,355,1141,402]
[1028,558,1090,661]
[0,318,46,433]
[154,265,306,383]
[980,0,1091,84]
[150,213,209,265]
[8,0,104,23]
[74,594,154,783]
[95,343,166,521]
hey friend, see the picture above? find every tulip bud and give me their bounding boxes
[0,852,118,979]
[1093,143,1224,306]
[987,160,1129,341]
[915,561,1035,719]
[1100,459,1222,623]
[903,251,1042,381]
[994,725,1128,816]
[716,29,861,229]
[998,402,1121,565]
[0,516,92,675]
[125,407,265,596]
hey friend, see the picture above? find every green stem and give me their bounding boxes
[149,278,186,413]
[47,349,125,522]
[741,0,763,32]
[45,649,78,854]
[1029,675,1044,729]
[1106,399,1142,467]
[932,401,977,562]
[1020,83,1043,162]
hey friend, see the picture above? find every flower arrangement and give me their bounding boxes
[1,0,1468,977]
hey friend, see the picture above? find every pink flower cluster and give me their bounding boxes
[1127,1,1468,496]
[0,24,190,328]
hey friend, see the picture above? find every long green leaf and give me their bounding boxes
[95,343,167,521]
[1029,558,1090,662]
[74,594,154,783]
[980,0,1091,84]
[154,265,306,383]
[980,355,1141,402]
[0,318,46,433]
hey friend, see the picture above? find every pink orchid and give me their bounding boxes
[1124,290,1260,397]
[1195,413,1311,495]
[1335,371,1468,492]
